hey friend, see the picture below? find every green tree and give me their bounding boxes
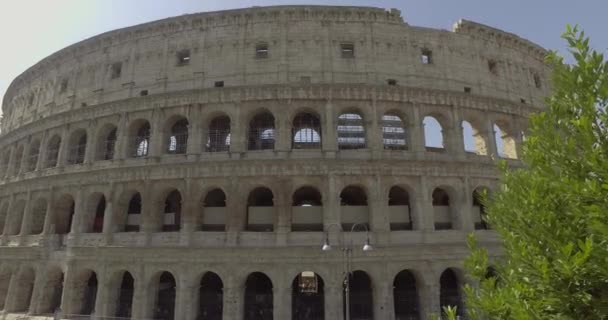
[460,26,608,320]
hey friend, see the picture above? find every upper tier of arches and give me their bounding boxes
[1,6,549,133]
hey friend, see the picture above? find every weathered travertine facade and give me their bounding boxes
[0,5,549,320]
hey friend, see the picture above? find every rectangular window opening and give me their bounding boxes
[341,43,355,58]
[214,81,224,88]
[488,60,498,75]
[421,49,432,64]
[140,90,149,96]
[387,79,398,86]
[534,74,542,89]
[256,43,269,59]
[464,87,472,94]
[111,62,122,79]
[59,79,68,93]
[520,98,526,104]
[177,49,191,66]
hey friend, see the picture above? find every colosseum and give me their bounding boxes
[0,5,549,320]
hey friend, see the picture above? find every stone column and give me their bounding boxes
[275,180,291,245]
[222,278,243,320]
[230,107,245,155]
[18,190,33,238]
[180,179,197,246]
[369,99,384,157]
[149,110,164,158]
[42,188,55,235]
[28,267,47,315]
[175,277,195,320]
[449,108,466,160]
[187,106,202,156]
[35,130,48,171]
[5,145,16,178]
[131,268,147,320]
[485,120,499,159]
[93,269,109,319]
[56,127,70,167]
[409,106,425,159]
[1,194,15,239]
[59,265,75,315]
[369,176,389,233]
[273,281,291,320]
[4,268,20,312]
[459,178,474,232]
[83,125,95,165]
[325,277,344,320]
[114,113,128,160]
[70,189,85,235]
[323,175,340,229]
[373,281,391,320]
[276,116,291,152]
[322,100,337,153]
[417,176,434,231]
[140,181,156,233]
[102,188,115,244]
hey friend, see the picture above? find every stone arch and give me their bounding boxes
[461,119,488,155]
[7,266,35,312]
[95,123,118,161]
[292,271,324,320]
[29,197,47,234]
[292,111,322,149]
[291,186,323,231]
[127,119,151,158]
[45,134,61,168]
[382,111,408,150]
[337,110,366,149]
[201,188,227,231]
[347,270,373,319]
[54,193,75,234]
[432,187,456,230]
[340,185,369,231]
[112,270,135,318]
[473,187,490,230]
[26,139,41,172]
[165,115,189,154]
[150,271,177,320]
[244,272,273,320]
[439,268,464,317]
[116,189,142,232]
[388,186,413,230]
[6,199,26,235]
[67,128,87,165]
[423,115,444,151]
[68,269,98,316]
[198,271,223,320]
[393,269,420,319]
[206,114,231,152]
[161,189,182,232]
[248,111,275,151]
[246,187,274,232]
[493,121,518,159]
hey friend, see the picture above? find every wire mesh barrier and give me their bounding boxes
[206,129,230,152]
[67,144,86,165]
[27,153,39,171]
[100,138,116,160]
[337,113,366,149]
[167,132,188,154]
[382,114,407,150]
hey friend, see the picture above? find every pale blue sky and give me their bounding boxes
[1,0,606,106]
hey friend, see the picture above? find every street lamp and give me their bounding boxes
[321,223,373,320]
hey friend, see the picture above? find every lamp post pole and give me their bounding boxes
[322,223,373,320]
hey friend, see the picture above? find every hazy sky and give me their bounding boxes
[0,0,606,104]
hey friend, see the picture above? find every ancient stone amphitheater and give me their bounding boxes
[0,5,549,320]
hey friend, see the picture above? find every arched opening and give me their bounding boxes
[423,116,444,152]
[382,113,407,150]
[494,123,517,159]
[202,189,226,231]
[440,269,463,317]
[248,112,275,150]
[337,112,366,149]
[45,135,61,168]
[462,120,487,155]
[6,200,26,235]
[30,198,47,234]
[473,188,489,230]
[246,187,274,232]
[55,194,75,234]
[37,268,63,315]
[292,187,323,231]
[346,271,372,320]
[432,188,452,230]
[393,270,420,320]
[8,267,35,312]
[154,272,176,320]
[115,272,134,318]
[198,272,223,320]
[27,139,40,172]
[13,145,23,174]
[129,120,151,158]
[292,112,322,149]
[0,269,12,311]
[244,272,273,320]
[92,196,106,233]
[340,186,369,231]
[80,272,98,315]
[163,190,182,232]
[97,125,117,160]
[67,130,87,165]
[389,186,413,231]
[125,192,142,232]
[206,116,231,152]
[167,118,189,154]
[292,272,324,320]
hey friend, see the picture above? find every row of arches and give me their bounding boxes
[0,109,519,178]
[0,266,465,319]
[0,185,490,236]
